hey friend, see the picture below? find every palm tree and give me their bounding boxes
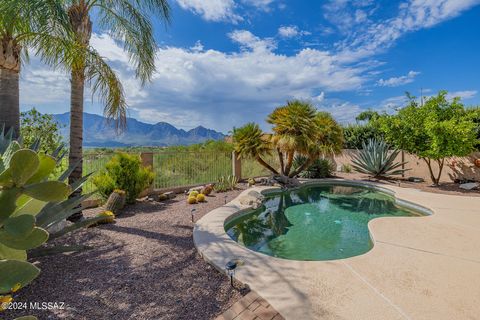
[59,0,170,220]
[267,100,319,176]
[232,123,279,174]
[0,0,72,136]
[233,100,344,181]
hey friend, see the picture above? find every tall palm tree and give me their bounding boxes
[59,0,170,220]
[233,100,344,180]
[232,123,279,174]
[0,0,72,136]
[267,100,319,176]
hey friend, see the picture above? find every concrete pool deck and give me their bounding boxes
[193,179,480,320]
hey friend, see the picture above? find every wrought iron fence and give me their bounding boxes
[152,151,232,189]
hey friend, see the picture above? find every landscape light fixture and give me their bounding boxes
[224,195,228,204]
[225,260,237,287]
[191,208,196,223]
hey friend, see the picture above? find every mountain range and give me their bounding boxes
[53,112,226,147]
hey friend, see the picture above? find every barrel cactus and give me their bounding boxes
[95,211,115,224]
[104,190,126,215]
[196,193,206,202]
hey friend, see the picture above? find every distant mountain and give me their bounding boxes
[53,112,226,147]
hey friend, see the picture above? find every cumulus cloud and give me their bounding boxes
[377,70,420,87]
[175,0,278,22]
[278,25,311,38]
[175,0,241,22]
[337,0,480,62]
[21,31,367,131]
[447,90,477,100]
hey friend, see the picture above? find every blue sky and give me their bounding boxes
[20,0,480,132]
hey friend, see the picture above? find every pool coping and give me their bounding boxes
[193,178,480,320]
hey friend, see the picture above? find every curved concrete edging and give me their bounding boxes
[194,179,480,320]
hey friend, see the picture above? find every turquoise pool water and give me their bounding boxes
[225,184,424,261]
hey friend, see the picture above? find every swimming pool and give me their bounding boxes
[225,183,425,261]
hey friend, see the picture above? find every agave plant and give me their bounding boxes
[351,139,408,178]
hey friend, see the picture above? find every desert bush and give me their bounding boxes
[214,175,238,192]
[341,163,352,173]
[293,155,334,178]
[93,152,154,203]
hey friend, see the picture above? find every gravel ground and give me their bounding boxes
[5,185,248,320]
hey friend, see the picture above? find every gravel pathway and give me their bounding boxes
[6,186,247,320]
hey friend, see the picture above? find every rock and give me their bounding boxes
[459,182,479,190]
[272,175,301,188]
[188,186,204,194]
[164,191,176,199]
[239,190,265,209]
[407,177,425,183]
[201,184,214,195]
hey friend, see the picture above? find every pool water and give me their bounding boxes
[225,184,424,261]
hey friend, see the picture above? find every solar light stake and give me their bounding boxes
[225,260,237,287]
[224,195,228,204]
[191,208,196,223]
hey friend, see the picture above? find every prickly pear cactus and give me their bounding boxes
[0,148,70,298]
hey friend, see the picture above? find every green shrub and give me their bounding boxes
[93,153,154,203]
[343,124,383,149]
[341,163,352,173]
[293,155,334,178]
[214,175,238,192]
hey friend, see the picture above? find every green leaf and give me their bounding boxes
[0,188,20,225]
[13,197,48,217]
[26,154,56,184]
[0,167,12,186]
[0,227,49,250]
[23,181,70,202]
[0,259,40,294]
[4,215,35,238]
[0,243,26,261]
[2,141,21,168]
[10,149,40,186]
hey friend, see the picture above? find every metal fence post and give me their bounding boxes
[232,151,242,180]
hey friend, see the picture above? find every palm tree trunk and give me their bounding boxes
[284,151,294,175]
[67,70,85,221]
[67,3,92,222]
[0,36,21,137]
[255,155,279,175]
[0,68,19,136]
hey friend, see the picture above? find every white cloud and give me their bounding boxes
[241,0,275,11]
[175,0,242,22]
[175,0,278,22]
[22,32,366,131]
[319,101,363,124]
[377,70,420,87]
[228,30,276,51]
[337,0,480,62]
[447,90,477,100]
[278,25,311,38]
